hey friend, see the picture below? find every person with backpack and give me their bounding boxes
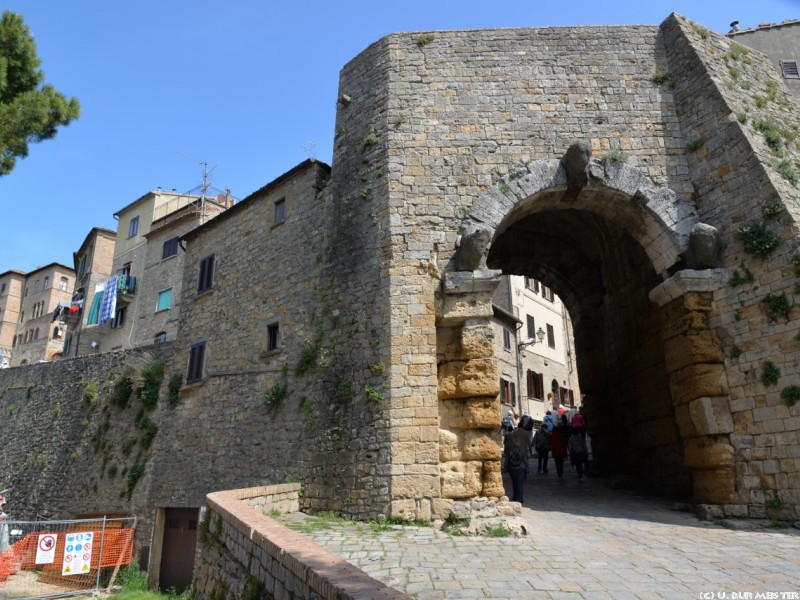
[548,425,569,478]
[568,429,589,480]
[499,410,515,435]
[502,425,529,503]
[517,411,534,455]
[532,424,551,474]
[543,410,556,433]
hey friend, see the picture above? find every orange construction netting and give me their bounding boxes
[0,527,134,589]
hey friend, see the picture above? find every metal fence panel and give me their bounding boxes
[0,516,136,600]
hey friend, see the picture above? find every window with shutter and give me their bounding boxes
[547,324,556,348]
[187,341,206,384]
[197,255,215,293]
[780,59,799,79]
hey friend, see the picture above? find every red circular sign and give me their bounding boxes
[39,535,56,552]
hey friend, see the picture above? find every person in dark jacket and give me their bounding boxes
[548,426,568,478]
[503,427,529,503]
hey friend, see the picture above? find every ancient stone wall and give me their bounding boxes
[0,344,174,534]
[170,159,394,521]
[660,16,800,519]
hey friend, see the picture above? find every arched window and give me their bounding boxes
[53,326,61,338]
[59,277,69,291]
[154,331,167,344]
[44,276,50,289]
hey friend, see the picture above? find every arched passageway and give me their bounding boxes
[488,204,686,495]
[437,153,733,506]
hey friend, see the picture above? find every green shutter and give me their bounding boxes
[157,289,172,311]
[86,291,103,325]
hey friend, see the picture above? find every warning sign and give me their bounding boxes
[61,532,93,575]
[35,534,58,564]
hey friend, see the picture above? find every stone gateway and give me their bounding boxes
[1,13,799,579]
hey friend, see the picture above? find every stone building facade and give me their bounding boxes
[9,263,75,366]
[493,275,581,424]
[61,227,117,358]
[730,20,800,98]
[0,270,25,366]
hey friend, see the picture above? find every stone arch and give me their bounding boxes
[458,157,698,277]
[438,150,734,507]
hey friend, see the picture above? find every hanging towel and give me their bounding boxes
[86,288,104,325]
[99,275,118,325]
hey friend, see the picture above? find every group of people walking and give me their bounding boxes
[501,408,590,504]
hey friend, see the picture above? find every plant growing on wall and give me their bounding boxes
[736,223,781,258]
[264,382,288,412]
[601,150,628,163]
[761,360,781,387]
[112,370,134,408]
[728,262,755,287]
[138,361,164,409]
[83,381,99,404]
[762,293,791,322]
[167,373,182,406]
[364,383,384,405]
[781,385,800,407]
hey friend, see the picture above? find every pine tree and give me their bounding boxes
[0,11,80,176]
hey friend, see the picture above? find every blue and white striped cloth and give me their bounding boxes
[98,275,118,325]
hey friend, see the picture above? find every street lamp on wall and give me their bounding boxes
[518,327,546,352]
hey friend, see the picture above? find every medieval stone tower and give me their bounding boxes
[327,12,800,521]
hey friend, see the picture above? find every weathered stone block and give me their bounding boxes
[392,441,417,464]
[461,322,495,359]
[438,429,461,462]
[663,331,723,372]
[668,363,729,406]
[438,359,498,399]
[431,498,455,520]
[439,397,500,429]
[437,294,494,326]
[689,397,734,435]
[462,430,501,460]
[393,474,440,498]
[684,437,735,469]
[481,460,504,498]
[440,461,483,499]
[692,469,739,504]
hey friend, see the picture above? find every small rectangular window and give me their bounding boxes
[112,306,127,329]
[274,198,286,224]
[187,341,206,384]
[154,332,167,344]
[0,283,5,295]
[197,255,215,293]
[780,59,799,79]
[128,216,139,237]
[162,237,179,259]
[59,277,69,291]
[157,288,173,312]
[546,324,555,348]
[43,276,50,289]
[503,327,511,350]
[500,378,515,405]
[77,255,87,279]
[267,323,280,351]
[526,315,536,340]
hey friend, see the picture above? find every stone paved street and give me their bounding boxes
[283,464,800,599]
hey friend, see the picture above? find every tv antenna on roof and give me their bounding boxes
[178,151,217,201]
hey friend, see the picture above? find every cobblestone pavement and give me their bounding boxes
[283,463,800,599]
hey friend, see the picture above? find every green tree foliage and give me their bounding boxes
[0,11,80,176]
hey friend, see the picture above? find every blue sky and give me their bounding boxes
[1,0,797,274]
